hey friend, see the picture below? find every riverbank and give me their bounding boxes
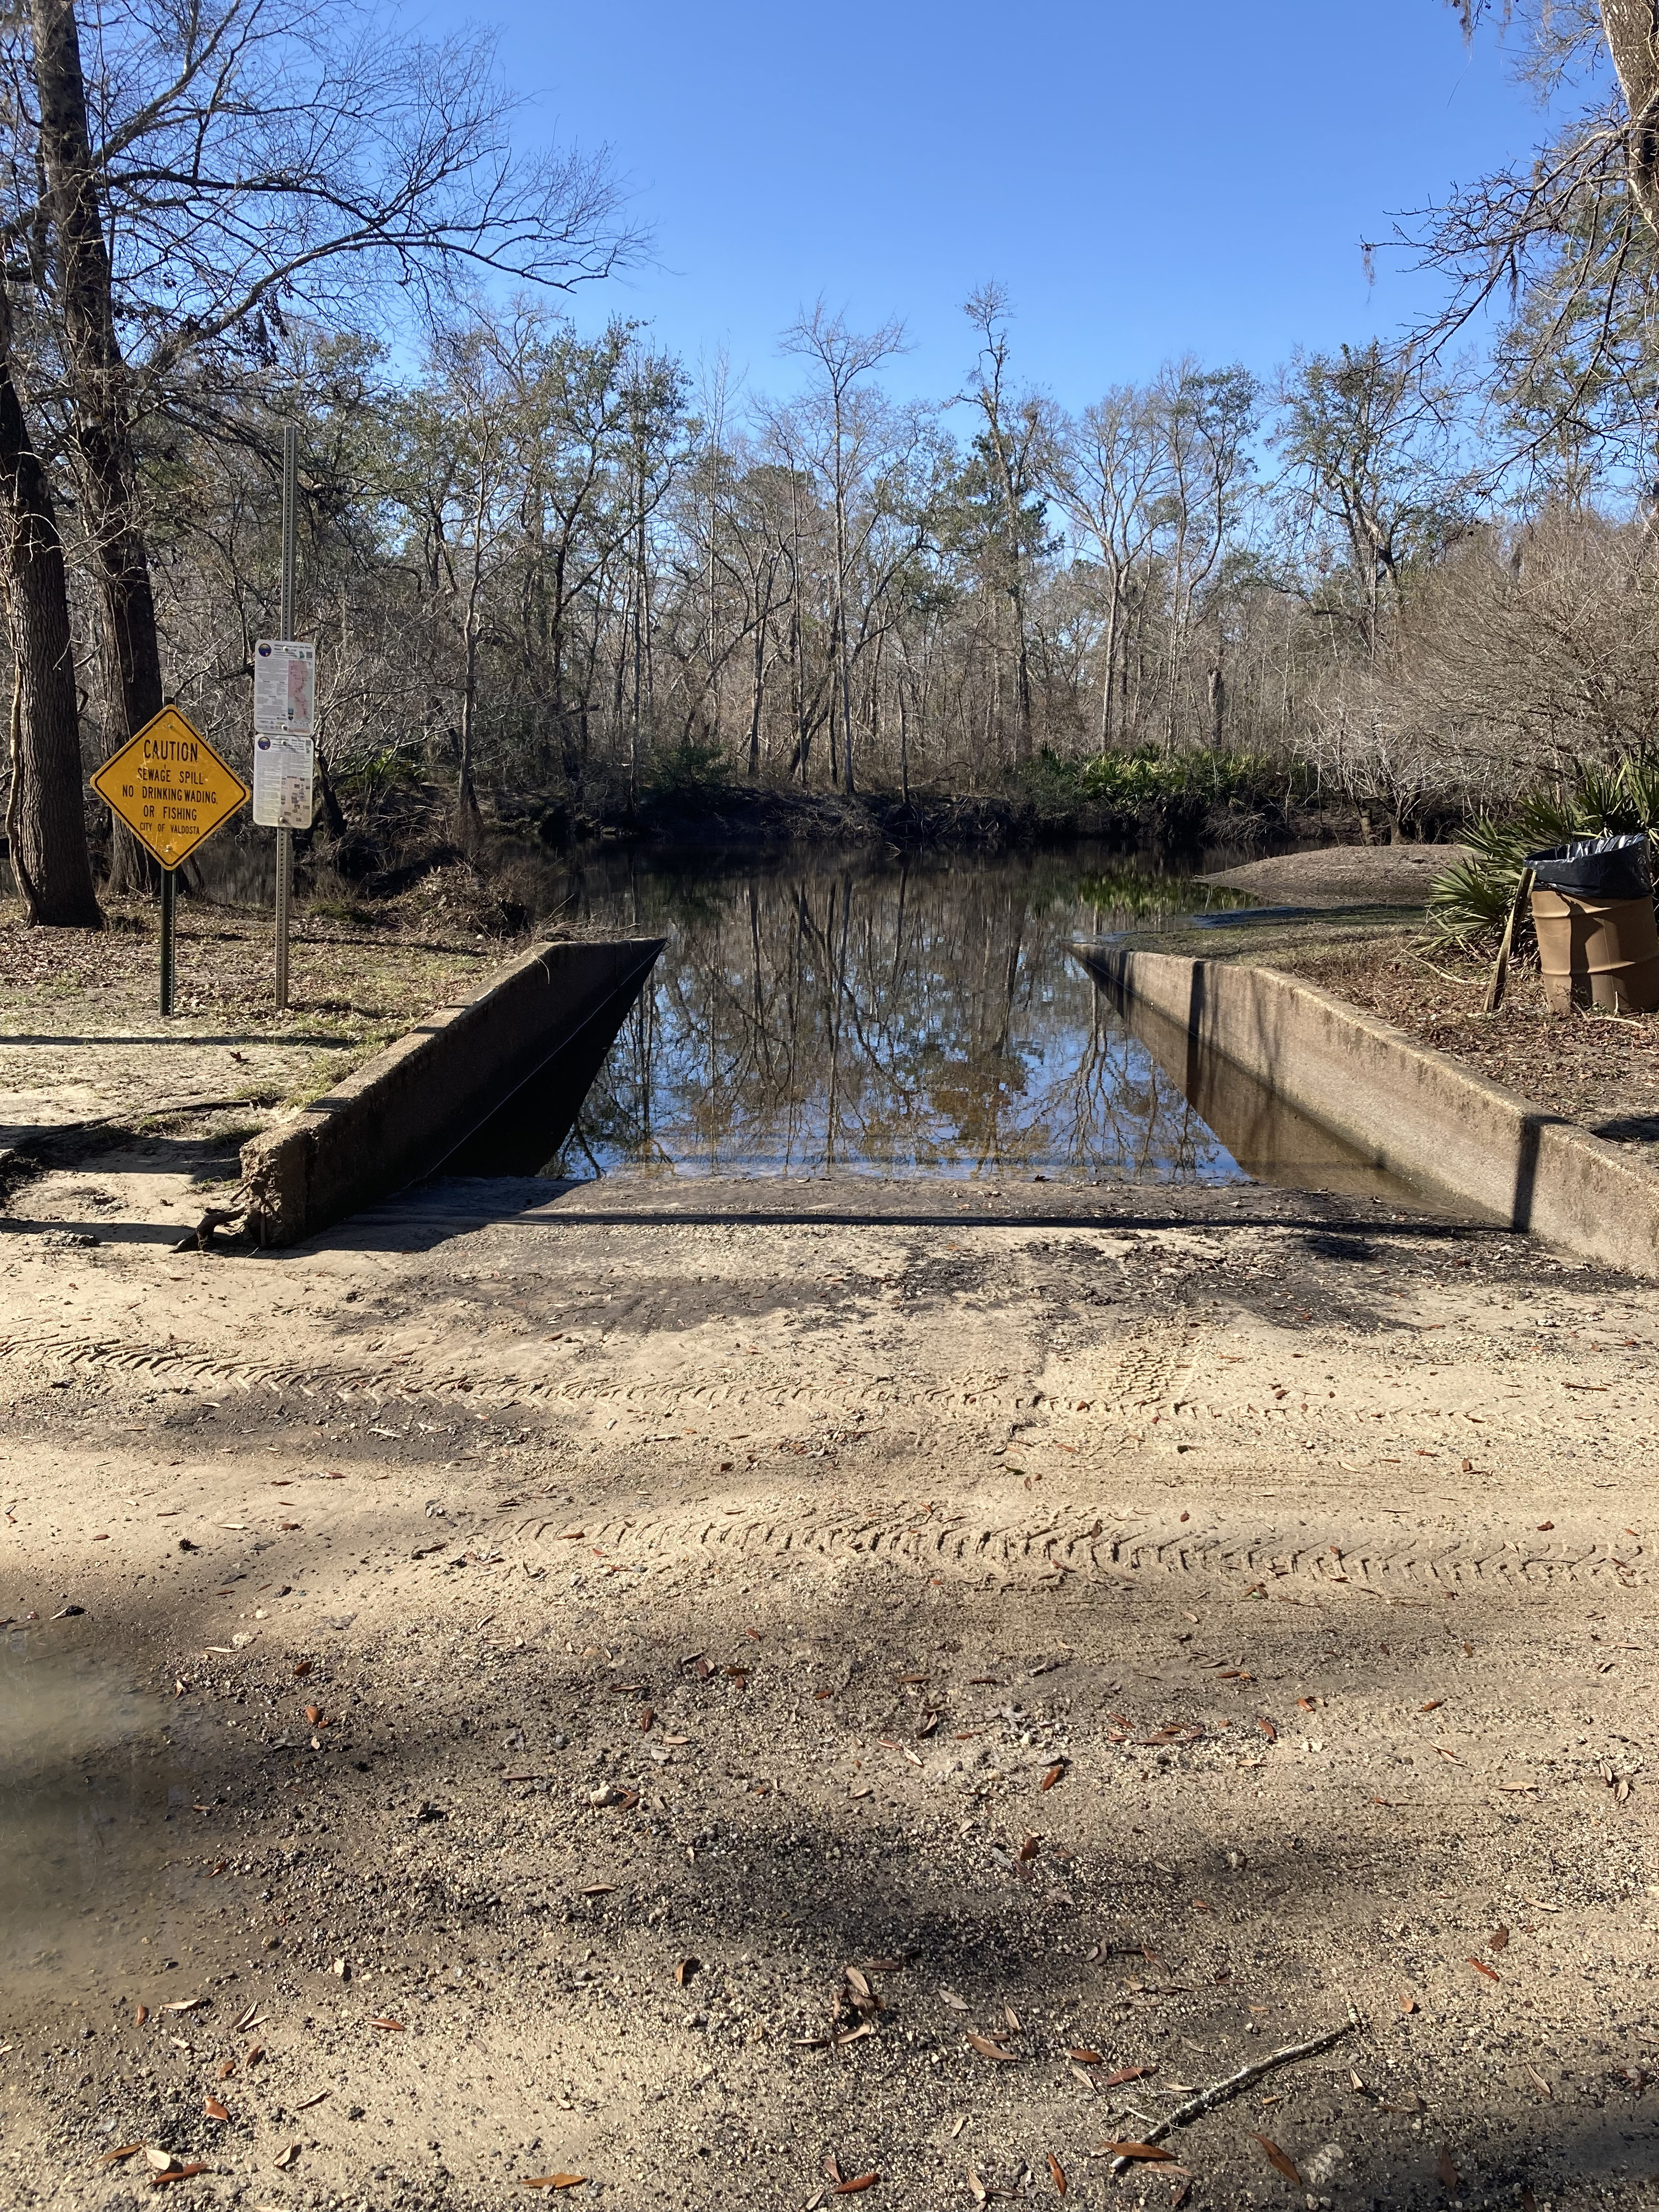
[0,898,526,1223]
[1,1170,1655,2210]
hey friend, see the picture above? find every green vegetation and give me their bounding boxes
[1428,753,1659,944]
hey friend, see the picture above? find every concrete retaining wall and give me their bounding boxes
[1076,944,1659,1277]
[241,936,663,1246]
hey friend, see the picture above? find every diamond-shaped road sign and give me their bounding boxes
[91,706,249,869]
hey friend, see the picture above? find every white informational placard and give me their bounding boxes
[252,733,316,830]
[252,639,315,735]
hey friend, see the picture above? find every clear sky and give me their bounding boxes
[417,0,1565,409]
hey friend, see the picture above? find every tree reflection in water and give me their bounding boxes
[542,849,1254,1182]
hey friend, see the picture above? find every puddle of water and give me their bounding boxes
[0,1633,204,2002]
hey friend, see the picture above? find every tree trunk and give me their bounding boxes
[1602,3,1659,239]
[31,0,166,897]
[0,276,100,928]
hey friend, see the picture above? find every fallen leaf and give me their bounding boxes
[149,2165,208,2190]
[1536,1522,1553,1532]
[967,2169,988,2205]
[579,1883,616,1897]
[1047,2150,1068,2196]
[518,2177,587,2191]
[99,2146,142,2165]
[1070,2063,1098,2091]
[1257,1718,1277,1742]
[133,2005,148,2025]
[1102,2063,1153,2086]
[1065,2047,1102,2065]
[1099,2142,1174,2164]
[675,1957,699,1987]
[833,2177,878,2195]
[1250,2134,1301,2186]
[1525,2063,1551,2100]
[1003,2004,1022,2034]
[637,1707,653,1731]
[1170,2185,1192,2210]
[1040,1762,1067,1791]
[216,2061,234,2081]
[1438,2145,1460,2191]
[143,2149,179,2174]
[369,2017,404,2032]
[1490,1925,1510,1951]
[274,2144,301,2170]
[303,1705,321,1726]
[203,2097,228,2121]
[160,1999,205,2015]
[1017,1833,1041,1863]
[294,2091,329,2111]
[1399,1994,1418,2015]
[966,2032,1019,2062]
[1468,1956,1500,1983]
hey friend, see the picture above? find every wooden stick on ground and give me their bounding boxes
[1483,865,1536,1014]
[1104,2005,1361,2175]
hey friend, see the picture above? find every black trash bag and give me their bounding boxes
[1525,831,1653,902]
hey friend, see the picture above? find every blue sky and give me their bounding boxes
[419,0,1572,409]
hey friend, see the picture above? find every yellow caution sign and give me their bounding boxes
[91,706,250,870]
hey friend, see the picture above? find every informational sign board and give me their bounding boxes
[252,732,316,830]
[252,639,315,735]
[90,706,250,869]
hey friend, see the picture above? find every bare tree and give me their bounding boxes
[2,0,637,919]
[780,302,906,794]
[0,268,99,925]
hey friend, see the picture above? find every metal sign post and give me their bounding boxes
[159,867,176,1015]
[275,425,298,1010]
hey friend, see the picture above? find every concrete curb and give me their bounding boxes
[241,935,663,1246]
[1074,943,1659,1277]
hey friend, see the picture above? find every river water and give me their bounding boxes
[507,844,1424,1203]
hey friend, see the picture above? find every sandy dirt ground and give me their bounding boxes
[1,1159,1656,2212]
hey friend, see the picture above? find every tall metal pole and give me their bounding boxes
[275,425,297,1010]
[159,867,176,1016]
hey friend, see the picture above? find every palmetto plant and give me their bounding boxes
[1428,754,1659,945]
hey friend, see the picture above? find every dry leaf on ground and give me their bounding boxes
[1047,2149,1068,2196]
[966,2032,1018,2062]
[1099,2141,1174,2163]
[833,2176,878,2195]
[1438,2146,1460,2191]
[1250,2134,1301,2186]
[203,2097,228,2121]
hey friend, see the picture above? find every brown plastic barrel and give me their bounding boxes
[1530,884,1659,1013]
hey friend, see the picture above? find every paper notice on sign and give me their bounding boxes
[252,639,315,735]
[252,734,315,830]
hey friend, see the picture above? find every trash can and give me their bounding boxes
[1526,832,1659,1014]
